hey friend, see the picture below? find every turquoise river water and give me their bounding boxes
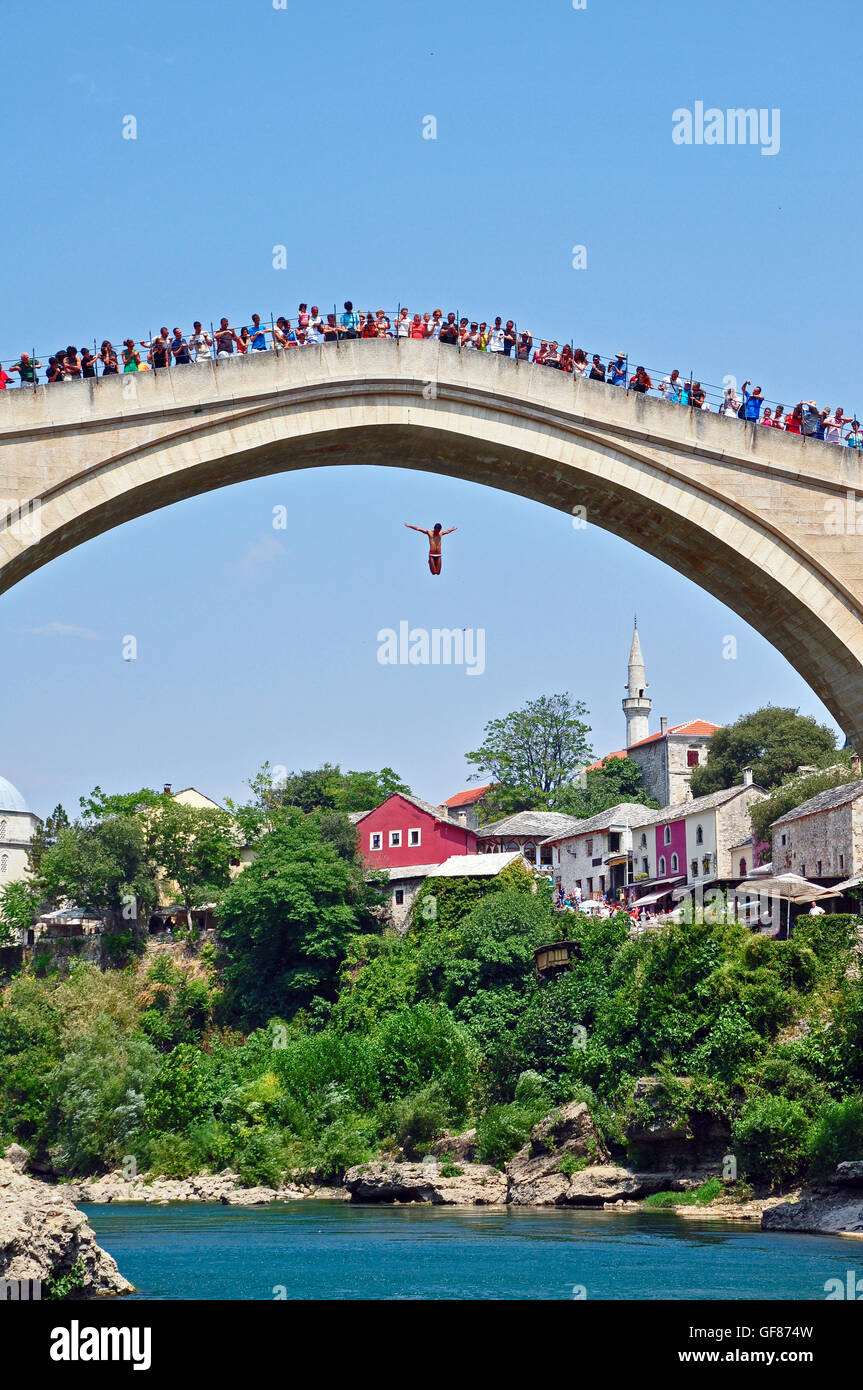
[80,1201,855,1300]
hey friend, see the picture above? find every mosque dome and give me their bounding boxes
[0,775,28,813]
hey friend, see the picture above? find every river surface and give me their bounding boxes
[80,1201,854,1300]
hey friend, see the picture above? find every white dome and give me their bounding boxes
[0,776,28,813]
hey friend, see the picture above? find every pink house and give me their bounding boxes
[354,793,477,869]
[655,819,687,883]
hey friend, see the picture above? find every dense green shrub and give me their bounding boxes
[807,1096,863,1176]
[732,1095,810,1185]
[50,1016,159,1174]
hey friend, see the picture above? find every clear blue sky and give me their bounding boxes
[1,0,859,817]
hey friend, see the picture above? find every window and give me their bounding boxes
[702,855,711,875]
[585,839,593,856]
[370,832,382,851]
[523,841,537,864]
[608,832,621,853]
[658,855,666,876]
[540,844,553,866]
[663,825,671,845]
[695,824,703,845]
[817,860,822,876]
[691,859,699,877]
[389,830,402,848]
[840,854,845,871]
[408,828,421,848]
[801,863,806,876]
[642,857,649,873]
[739,858,747,877]
[780,833,787,846]
[686,748,700,767]
[640,833,647,849]
[0,854,7,874]
[394,888,405,906]
[0,819,6,840]
[671,853,679,873]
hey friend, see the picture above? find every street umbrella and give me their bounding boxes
[736,872,834,936]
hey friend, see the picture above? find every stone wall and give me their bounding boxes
[775,801,857,878]
[714,788,766,877]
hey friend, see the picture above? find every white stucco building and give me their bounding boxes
[0,775,40,885]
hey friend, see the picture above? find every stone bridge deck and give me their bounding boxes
[1,339,861,745]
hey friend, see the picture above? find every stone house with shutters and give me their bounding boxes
[771,779,863,882]
[541,803,658,900]
[631,783,767,892]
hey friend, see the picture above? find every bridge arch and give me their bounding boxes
[1,339,862,748]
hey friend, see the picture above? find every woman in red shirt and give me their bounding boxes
[409,314,426,340]
[559,344,574,373]
[785,403,804,434]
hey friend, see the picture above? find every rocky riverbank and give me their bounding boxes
[762,1161,863,1236]
[0,1147,133,1298]
[344,1101,761,1214]
[64,1170,348,1206]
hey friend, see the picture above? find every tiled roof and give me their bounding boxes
[587,720,721,770]
[476,810,583,840]
[443,785,494,809]
[633,784,765,828]
[432,851,526,878]
[363,791,460,828]
[541,802,658,845]
[771,778,863,827]
[385,863,443,881]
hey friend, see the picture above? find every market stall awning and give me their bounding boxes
[632,873,685,891]
[737,873,835,903]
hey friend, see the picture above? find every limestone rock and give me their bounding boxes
[831,1161,863,1187]
[763,1164,863,1234]
[509,1160,685,1207]
[506,1101,613,1205]
[428,1130,478,1163]
[762,1192,863,1235]
[3,1144,30,1173]
[64,1169,341,1205]
[0,1159,133,1298]
[527,1101,610,1163]
[345,1161,507,1205]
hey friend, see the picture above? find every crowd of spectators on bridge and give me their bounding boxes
[1,300,860,446]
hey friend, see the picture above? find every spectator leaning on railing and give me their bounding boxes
[2,301,858,442]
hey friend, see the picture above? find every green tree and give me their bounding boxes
[79,785,165,822]
[466,693,593,818]
[146,799,239,927]
[0,879,40,945]
[556,756,660,818]
[217,809,382,1027]
[690,706,841,796]
[50,1015,159,1173]
[38,816,156,930]
[229,763,411,842]
[26,804,70,875]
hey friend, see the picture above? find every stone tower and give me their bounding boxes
[622,619,652,747]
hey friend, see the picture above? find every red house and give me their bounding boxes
[354,793,477,869]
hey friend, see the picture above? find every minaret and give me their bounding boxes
[622,617,652,746]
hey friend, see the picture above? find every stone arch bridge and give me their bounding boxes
[1,339,862,747]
